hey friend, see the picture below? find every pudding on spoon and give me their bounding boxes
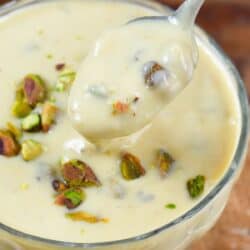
[68,0,205,141]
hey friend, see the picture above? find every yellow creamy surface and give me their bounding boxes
[0,0,240,244]
[69,21,197,140]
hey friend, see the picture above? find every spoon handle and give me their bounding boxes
[175,0,205,28]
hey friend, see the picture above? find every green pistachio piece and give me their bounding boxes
[6,122,22,139]
[66,211,109,223]
[55,188,85,209]
[12,100,32,118]
[22,74,47,106]
[61,159,101,187]
[0,130,20,157]
[41,102,58,132]
[21,113,41,132]
[120,153,146,181]
[55,69,76,92]
[157,149,175,177]
[165,203,176,209]
[187,175,206,198]
[21,139,43,161]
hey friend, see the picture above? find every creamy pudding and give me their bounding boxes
[0,0,241,247]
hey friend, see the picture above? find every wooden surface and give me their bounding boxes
[0,0,249,249]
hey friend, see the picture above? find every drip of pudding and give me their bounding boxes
[68,0,204,141]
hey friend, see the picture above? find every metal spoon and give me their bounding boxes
[69,0,205,143]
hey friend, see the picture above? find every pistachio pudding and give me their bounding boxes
[0,0,248,250]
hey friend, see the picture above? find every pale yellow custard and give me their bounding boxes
[0,0,240,245]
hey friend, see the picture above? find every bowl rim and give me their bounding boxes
[0,0,249,248]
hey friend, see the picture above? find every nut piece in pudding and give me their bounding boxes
[21,113,41,132]
[187,175,206,198]
[0,130,20,157]
[6,122,22,139]
[55,69,76,92]
[21,139,43,161]
[157,149,175,177]
[22,74,46,107]
[55,187,85,209]
[12,100,32,118]
[120,153,146,180]
[66,211,109,224]
[41,102,58,132]
[62,160,101,187]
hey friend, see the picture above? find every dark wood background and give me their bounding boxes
[0,0,249,249]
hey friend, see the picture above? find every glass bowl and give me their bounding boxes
[0,0,249,249]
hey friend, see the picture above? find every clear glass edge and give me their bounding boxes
[0,0,249,248]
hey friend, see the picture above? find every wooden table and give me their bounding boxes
[0,0,249,249]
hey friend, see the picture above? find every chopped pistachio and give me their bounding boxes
[187,175,206,198]
[12,100,32,118]
[55,69,76,92]
[165,203,176,209]
[143,61,167,87]
[55,188,85,209]
[66,211,109,224]
[62,159,101,187]
[52,179,68,193]
[21,139,43,161]
[41,102,58,132]
[21,113,41,132]
[22,74,47,106]
[7,122,22,139]
[157,149,175,177]
[120,153,146,180]
[112,101,130,115]
[0,130,20,157]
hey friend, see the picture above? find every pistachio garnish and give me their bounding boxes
[157,149,175,177]
[21,113,41,132]
[12,100,32,118]
[41,102,58,132]
[112,101,130,115]
[66,211,109,224]
[120,153,146,180]
[52,179,69,193]
[0,130,20,157]
[55,69,76,92]
[143,61,168,87]
[7,122,22,139]
[165,203,176,209]
[55,187,85,209]
[62,159,101,187]
[21,139,43,161]
[187,175,206,198]
[22,74,46,106]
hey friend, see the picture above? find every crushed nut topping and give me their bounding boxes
[55,187,85,209]
[62,159,101,187]
[66,211,109,224]
[120,153,146,180]
[157,149,175,177]
[0,130,20,157]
